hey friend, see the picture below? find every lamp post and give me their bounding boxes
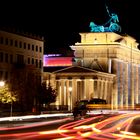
[68,87,72,111]
[10,93,13,117]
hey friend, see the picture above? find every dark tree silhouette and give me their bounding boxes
[39,82,57,110]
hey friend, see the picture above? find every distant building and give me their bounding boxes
[43,54,72,67]
[0,29,44,82]
[43,54,73,73]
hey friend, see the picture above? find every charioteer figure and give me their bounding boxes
[89,4,121,33]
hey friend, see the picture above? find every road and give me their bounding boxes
[0,111,140,140]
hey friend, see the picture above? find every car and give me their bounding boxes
[72,100,89,120]
[86,98,110,110]
[128,117,140,135]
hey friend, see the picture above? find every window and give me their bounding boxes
[17,54,24,64]
[5,53,8,63]
[32,45,34,51]
[10,39,13,46]
[19,41,22,48]
[24,43,26,49]
[32,58,34,64]
[39,46,42,52]
[10,54,13,64]
[28,57,30,64]
[0,37,4,44]
[0,52,4,62]
[28,44,30,50]
[39,60,42,68]
[5,38,8,45]
[15,40,18,47]
[5,71,8,80]
[35,59,38,67]
[0,71,3,80]
[36,45,38,51]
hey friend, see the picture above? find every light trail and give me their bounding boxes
[0,113,72,122]
[1,112,140,139]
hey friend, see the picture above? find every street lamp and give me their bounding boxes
[0,81,5,87]
[68,87,72,111]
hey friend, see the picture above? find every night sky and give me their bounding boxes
[0,0,139,54]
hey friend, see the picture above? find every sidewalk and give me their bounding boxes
[0,113,73,128]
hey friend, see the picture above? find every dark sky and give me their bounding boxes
[0,0,139,54]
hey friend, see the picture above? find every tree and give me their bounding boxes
[0,83,17,104]
[39,82,57,110]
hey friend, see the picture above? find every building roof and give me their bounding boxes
[47,66,116,80]
[0,27,44,41]
[52,66,98,74]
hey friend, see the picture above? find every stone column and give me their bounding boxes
[63,80,67,106]
[84,79,87,99]
[66,80,69,106]
[119,62,123,108]
[89,79,94,99]
[93,80,97,98]
[60,79,65,106]
[108,81,112,106]
[68,80,72,111]
[135,65,139,104]
[72,79,77,107]
[66,80,71,111]
[77,81,80,101]
[85,79,90,100]
[56,81,61,110]
[103,80,108,100]
[50,74,56,88]
[97,79,101,98]
[131,64,135,108]
[100,80,104,99]
[112,78,118,109]
[79,80,84,99]
[124,62,128,108]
